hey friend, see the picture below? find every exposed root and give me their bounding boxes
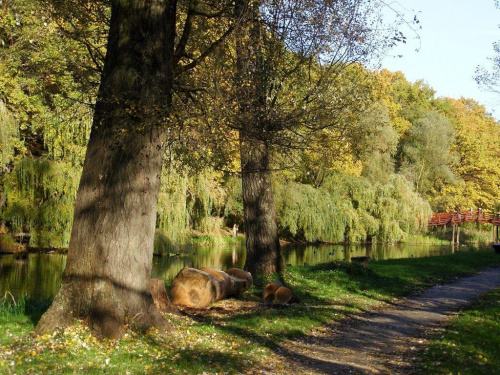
[35,286,75,336]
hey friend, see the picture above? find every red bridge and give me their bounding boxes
[429,211,500,227]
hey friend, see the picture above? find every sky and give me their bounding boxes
[380,0,500,118]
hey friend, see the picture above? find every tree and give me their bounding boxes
[0,0,104,247]
[230,0,405,280]
[433,98,500,211]
[475,0,500,95]
[36,0,235,339]
[357,102,399,183]
[475,40,500,95]
[399,111,457,196]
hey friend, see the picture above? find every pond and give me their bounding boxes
[0,242,480,300]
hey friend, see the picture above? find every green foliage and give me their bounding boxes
[153,230,173,256]
[274,177,350,243]
[0,233,18,252]
[356,102,398,182]
[156,162,228,247]
[1,158,80,247]
[0,0,499,249]
[433,98,500,211]
[0,100,19,169]
[157,166,190,246]
[399,111,458,196]
[0,0,95,247]
[0,0,96,160]
[223,176,244,225]
[274,172,431,243]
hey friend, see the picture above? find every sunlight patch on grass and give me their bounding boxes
[418,289,500,375]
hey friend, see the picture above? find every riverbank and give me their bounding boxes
[1,227,494,256]
[1,250,500,374]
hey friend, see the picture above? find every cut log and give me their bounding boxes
[200,268,233,299]
[170,268,222,308]
[263,281,283,302]
[225,268,253,289]
[263,282,300,304]
[150,279,181,315]
[170,267,252,308]
[274,286,293,304]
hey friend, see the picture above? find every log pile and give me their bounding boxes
[170,267,252,308]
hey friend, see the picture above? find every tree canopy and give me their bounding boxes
[1,1,499,252]
[0,0,499,340]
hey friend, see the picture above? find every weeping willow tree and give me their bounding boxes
[274,179,352,243]
[0,0,98,247]
[186,169,226,234]
[1,158,80,247]
[0,101,19,170]
[155,157,230,254]
[0,101,19,217]
[272,172,431,244]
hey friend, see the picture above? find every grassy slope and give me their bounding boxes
[1,251,499,374]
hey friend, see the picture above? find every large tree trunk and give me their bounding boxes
[240,133,283,280]
[36,0,176,339]
[235,0,283,281]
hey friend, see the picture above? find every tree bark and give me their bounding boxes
[240,133,283,280]
[36,0,176,339]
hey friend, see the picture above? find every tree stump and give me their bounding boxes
[170,267,252,308]
[150,278,181,315]
[263,281,283,302]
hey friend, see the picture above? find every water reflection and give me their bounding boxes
[151,244,246,280]
[280,242,456,266]
[0,242,481,300]
[0,254,66,300]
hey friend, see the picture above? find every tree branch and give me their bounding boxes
[174,0,198,66]
[176,24,236,74]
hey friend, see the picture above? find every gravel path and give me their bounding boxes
[278,267,500,375]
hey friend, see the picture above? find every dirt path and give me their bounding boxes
[277,267,500,375]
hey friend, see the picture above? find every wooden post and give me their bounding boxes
[452,224,456,244]
[496,225,499,243]
[456,224,460,246]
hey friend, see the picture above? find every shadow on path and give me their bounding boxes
[275,267,500,374]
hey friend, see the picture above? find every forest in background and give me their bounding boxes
[1,0,500,250]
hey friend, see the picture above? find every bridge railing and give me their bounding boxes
[428,211,500,226]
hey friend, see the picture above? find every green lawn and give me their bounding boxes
[418,288,500,375]
[1,250,500,374]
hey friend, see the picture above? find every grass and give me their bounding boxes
[1,250,500,374]
[418,288,500,375]
[424,224,496,245]
[404,234,452,245]
[188,233,245,246]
